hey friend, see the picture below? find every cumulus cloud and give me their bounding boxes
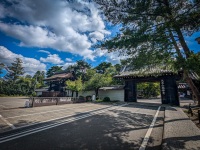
[92,48,128,65]
[0,46,46,75]
[0,0,110,60]
[38,50,51,55]
[40,54,64,64]
[65,58,73,62]
[62,62,76,70]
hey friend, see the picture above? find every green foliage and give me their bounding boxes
[175,52,200,77]
[95,0,200,69]
[95,0,200,103]
[65,60,91,82]
[114,64,122,73]
[46,66,63,77]
[84,73,112,91]
[0,63,4,75]
[66,77,83,92]
[137,82,160,98]
[0,58,47,96]
[86,95,92,101]
[103,97,110,102]
[84,72,112,97]
[5,58,24,82]
[84,69,96,81]
[95,62,112,74]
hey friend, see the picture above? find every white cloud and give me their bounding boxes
[92,48,128,65]
[62,62,76,70]
[40,54,63,64]
[65,58,72,62]
[92,48,107,57]
[38,50,51,54]
[0,46,46,75]
[89,31,105,43]
[0,0,110,60]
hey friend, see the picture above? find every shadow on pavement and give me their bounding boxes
[0,108,161,150]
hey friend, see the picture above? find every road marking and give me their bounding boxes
[7,105,113,130]
[5,104,96,119]
[0,105,7,108]
[139,106,161,150]
[0,103,128,144]
[0,115,16,130]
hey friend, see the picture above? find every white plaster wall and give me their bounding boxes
[78,90,124,102]
[99,90,124,101]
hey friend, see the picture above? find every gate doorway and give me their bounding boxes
[137,82,161,104]
[115,66,181,106]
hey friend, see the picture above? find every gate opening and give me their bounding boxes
[137,82,161,104]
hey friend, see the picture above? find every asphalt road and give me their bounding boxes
[0,101,164,150]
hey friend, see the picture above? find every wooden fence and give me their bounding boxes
[29,97,85,107]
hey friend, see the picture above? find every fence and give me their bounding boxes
[29,97,83,107]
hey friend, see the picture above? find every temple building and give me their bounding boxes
[41,71,76,97]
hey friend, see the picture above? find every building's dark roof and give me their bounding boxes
[115,65,177,79]
[44,72,73,81]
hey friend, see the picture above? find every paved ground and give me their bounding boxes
[0,97,199,150]
[162,106,200,150]
[0,97,28,110]
[0,97,164,150]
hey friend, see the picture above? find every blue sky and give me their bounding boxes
[0,0,199,76]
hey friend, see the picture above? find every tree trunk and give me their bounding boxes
[95,88,99,99]
[76,91,78,98]
[71,91,74,97]
[184,71,200,106]
[175,27,191,58]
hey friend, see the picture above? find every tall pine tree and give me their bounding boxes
[5,58,24,83]
[95,0,200,105]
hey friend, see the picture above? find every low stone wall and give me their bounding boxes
[29,97,81,107]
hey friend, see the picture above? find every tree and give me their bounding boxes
[137,82,160,98]
[114,64,122,73]
[66,77,83,97]
[5,58,24,82]
[84,72,112,98]
[95,62,112,74]
[46,66,63,77]
[0,63,4,76]
[65,60,91,81]
[33,71,45,87]
[95,0,200,105]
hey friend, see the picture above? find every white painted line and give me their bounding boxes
[0,105,7,108]
[0,115,16,130]
[5,104,96,119]
[0,103,128,143]
[10,105,113,130]
[139,106,161,150]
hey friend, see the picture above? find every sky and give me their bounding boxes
[0,0,199,76]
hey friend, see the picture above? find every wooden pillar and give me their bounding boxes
[124,80,137,102]
[160,76,179,106]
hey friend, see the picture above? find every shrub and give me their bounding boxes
[103,97,110,102]
[86,95,92,101]
[79,96,85,100]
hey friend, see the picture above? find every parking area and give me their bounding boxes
[0,97,28,110]
[0,97,164,150]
